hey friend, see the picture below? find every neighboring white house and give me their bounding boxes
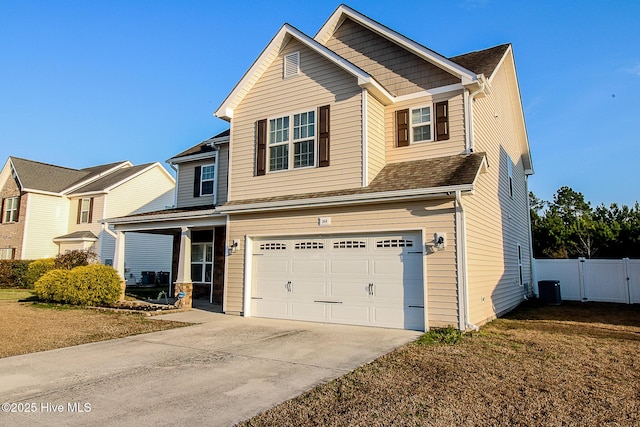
[0,156,175,284]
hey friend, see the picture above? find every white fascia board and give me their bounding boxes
[105,209,221,225]
[219,184,473,214]
[167,151,217,165]
[394,83,464,103]
[110,215,226,233]
[67,190,108,198]
[53,236,98,243]
[487,44,511,84]
[21,188,64,197]
[316,5,478,83]
[215,23,393,119]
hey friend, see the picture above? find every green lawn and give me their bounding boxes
[0,288,35,301]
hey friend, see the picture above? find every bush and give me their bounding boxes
[54,249,97,270]
[0,260,32,288]
[24,258,56,288]
[416,326,464,346]
[34,264,122,306]
[34,269,72,302]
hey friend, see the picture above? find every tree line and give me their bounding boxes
[530,186,640,259]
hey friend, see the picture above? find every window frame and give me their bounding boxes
[200,164,215,196]
[79,198,92,224]
[3,197,19,223]
[283,51,300,79]
[267,109,317,173]
[0,248,14,260]
[191,242,213,283]
[410,105,433,143]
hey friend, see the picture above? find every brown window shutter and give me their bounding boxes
[256,119,267,176]
[435,101,449,141]
[88,198,94,223]
[14,197,20,222]
[76,199,82,224]
[11,248,16,260]
[396,109,409,147]
[318,105,330,167]
[0,198,4,223]
[193,166,202,197]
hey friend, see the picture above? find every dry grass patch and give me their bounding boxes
[240,302,640,427]
[0,297,189,358]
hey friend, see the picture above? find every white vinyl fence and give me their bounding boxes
[534,258,640,304]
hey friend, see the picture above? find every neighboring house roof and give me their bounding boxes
[53,231,98,241]
[169,129,230,161]
[221,152,487,209]
[68,163,155,195]
[8,157,132,194]
[449,44,511,80]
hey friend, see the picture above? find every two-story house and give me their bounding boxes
[0,156,175,284]
[109,5,533,331]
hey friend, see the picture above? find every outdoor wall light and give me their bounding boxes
[228,239,239,254]
[434,233,446,251]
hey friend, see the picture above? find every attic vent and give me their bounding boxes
[284,52,300,78]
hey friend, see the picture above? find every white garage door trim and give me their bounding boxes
[246,231,425,330]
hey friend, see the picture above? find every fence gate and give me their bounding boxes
[534,258,638,304]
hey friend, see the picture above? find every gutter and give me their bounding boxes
[455,190,479,331]
[466,81,485,154]
[218,184,473,214]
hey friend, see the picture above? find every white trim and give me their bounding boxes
[487,44,511,83]
[20,188,65,197]
[20,194,30,260]
[223,213,231,313]
[173,164,179,208]
[53,236,98,243]
[168,151,217,165]
[393,84,464,103]
[409,105,434,144]
[361,89,369,187]
[463,89,470,152]
[200,163,216,197]
[455,190,478,331]
[67,190,108,198]
[106,162,175,192]
[266,109,318,173]
[421,227,429,332]
[61,161,131,195]
[283,51,300,78]
[315,5,477,82]
[243,234,252,316]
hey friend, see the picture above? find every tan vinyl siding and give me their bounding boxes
[324,18,459,96]
[463,53,532,326]
[226,200,459,328]
[176,159,216,208]
[366,93,386,184]
[106,166,175,218]
[230,39,363,201]
[22,193,69,259]
[385,92,467,163]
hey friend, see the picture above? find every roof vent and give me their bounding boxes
[284,52,300,78]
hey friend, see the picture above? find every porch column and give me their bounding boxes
[174,227,193,309]
[113,230,127,301]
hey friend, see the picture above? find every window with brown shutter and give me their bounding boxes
[77,198,93,224]
[256,119,267,176]
[318,105,330,167]
[396,109,409,147]
[435,101,449,141]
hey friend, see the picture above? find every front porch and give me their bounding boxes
[107,207,227,310]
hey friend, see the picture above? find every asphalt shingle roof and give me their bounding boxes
[68,163,154,194]
[449,44,510,78]
[171,129,230,160]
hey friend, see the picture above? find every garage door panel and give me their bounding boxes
[252,299,288,318]
[254,258,289,274]
[254,279,289,297]
[291,259,326,274]
[330,280,371,299]
[291,302,326,320]
[373,306,423,330]
[328,303,370,324]
[291,280,327,298]
[330,258,369,274]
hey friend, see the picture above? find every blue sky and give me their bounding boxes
[1,1,638,207]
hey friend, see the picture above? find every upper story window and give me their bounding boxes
[283,52,300,78]
[201,164,215,196]
[256,105,329,176]
[77,197,93,224]
[2,197,19,223]
[396,101,449,147]
[411,106,432,142]
[268,110,315,172]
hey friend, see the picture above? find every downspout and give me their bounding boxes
[209,141,221,206]
[455,190,479,331]
[466,80,485,154]
[168,162,178,209]
[525,176,536,297]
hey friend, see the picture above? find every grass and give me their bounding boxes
[239,301,640,427]
[125,285,171,300]
[0,289,189,358]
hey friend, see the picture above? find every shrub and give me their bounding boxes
[0,260,32,288]
[416,326,464,346]
[63,264,122,306]
[34,269,72,302]
[54,249,97,270]
[25,258,56,288]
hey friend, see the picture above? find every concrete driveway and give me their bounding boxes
[0,309,420,426]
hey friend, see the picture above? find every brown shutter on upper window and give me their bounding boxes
[76,199,82,224]
[256,119,267,176]
[318,105,330,167]
[396,109,409,147]
[88,198,94,223]
[435,101,449,141]
[14,197,20,223]
[11,248,16,260]
[193,166,202,198]
[0,198,4,224]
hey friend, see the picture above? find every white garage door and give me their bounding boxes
[251,232,424,330]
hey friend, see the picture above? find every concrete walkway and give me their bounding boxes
[0,310,420,426]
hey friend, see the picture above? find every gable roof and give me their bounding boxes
[315,5,480,84]
[214,23,393,121]
[449,44,511,81]
[220,152,487,211]
[67,163,157,195]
